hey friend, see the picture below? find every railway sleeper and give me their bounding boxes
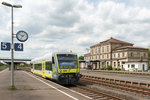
[80,78,150,96]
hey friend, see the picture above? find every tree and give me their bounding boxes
[79,56,84,60]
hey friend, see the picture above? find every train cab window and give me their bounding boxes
[46,61,52,70]
[52,57,55,64]
[34,63,42,70]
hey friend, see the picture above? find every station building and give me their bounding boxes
[83,37,149,71]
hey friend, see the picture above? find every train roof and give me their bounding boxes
[31,53,52,63]
[31,52,77,63]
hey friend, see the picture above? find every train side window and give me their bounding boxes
[34,63,42,70]
[46,61,52,70]
[52,57,55,64]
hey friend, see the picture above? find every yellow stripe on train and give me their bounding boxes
[60,69,78,73]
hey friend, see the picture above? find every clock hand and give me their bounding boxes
[21,34,24,37]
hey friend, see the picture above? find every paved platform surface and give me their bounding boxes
[0,69,90,100]
[81,70,150,83]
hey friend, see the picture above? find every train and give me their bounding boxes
[31,52,82,85]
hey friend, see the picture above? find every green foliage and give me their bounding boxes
[117,68,121,71]
[101,67,107,70]
[100,66,121,71]
[16,63,30,68]
[79,56,84,60]
[114,68,121,71]
[106,65,113,70]
[8,86,17,90]
[0,63,8,70]
[114,68,117,71]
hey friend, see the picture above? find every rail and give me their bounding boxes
[81,75,150,96]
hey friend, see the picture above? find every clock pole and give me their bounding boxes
[2,2,22,88]
[11,6,14,88]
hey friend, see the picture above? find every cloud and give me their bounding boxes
[0,0,150,59]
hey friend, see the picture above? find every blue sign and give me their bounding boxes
[14,43,23,51]
[1,42,11,51]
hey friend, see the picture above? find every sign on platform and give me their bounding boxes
[1,42,11,51]
[14,43,23,51]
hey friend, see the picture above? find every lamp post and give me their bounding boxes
[2,2,22,88]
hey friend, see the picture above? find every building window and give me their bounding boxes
[122,52,124,57]
[102,47,104,53]
[128,64,130,68]
[107,54,109,58]
[143,64,145,70]
[107,62,109,66]
[144,53,146,58]
[118,53,120,58]
[114,62,116,67]
[131,64,135,68]
[114,54,116,58]
[99,48,101,53]
[118,62,120,67]
[143,64,145,67]
[122,62,125,64]
[107,46,109,52]
[137,52,140,57]
[96,48,97,54]
[102,55,104,59]
[130,52,133,57]
[91,49,93,54]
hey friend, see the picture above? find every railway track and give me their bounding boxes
[69,84,122,100]
[81,75,150,96]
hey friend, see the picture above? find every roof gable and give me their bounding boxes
[91,37,133,48]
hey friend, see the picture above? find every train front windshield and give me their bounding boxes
[57,54,78,69]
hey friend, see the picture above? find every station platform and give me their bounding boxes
[81,70,150,83]
[0,69,90,100]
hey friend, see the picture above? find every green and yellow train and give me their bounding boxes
[31,52,82,85]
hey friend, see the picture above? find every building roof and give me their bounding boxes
[84,53,91,56]
[114,46,148,50]
[91,37,133,48]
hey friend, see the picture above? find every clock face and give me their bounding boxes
[16,31,28,42]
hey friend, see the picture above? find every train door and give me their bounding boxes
[52,56,57,78]
[142,64,145,71]
[42,61,45,76]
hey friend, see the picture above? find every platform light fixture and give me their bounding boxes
[2,1,22,88]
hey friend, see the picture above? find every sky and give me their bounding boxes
[0,0,150,59]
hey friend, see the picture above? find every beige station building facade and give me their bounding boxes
[83,37,149,71]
